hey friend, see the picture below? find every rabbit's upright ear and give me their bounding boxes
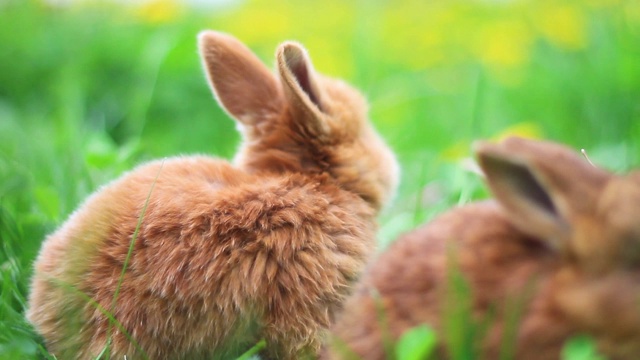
[475,137,608,251]
[276,42,331,137]
[199,31,283,125]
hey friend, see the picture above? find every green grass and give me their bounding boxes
[0,0,639,358]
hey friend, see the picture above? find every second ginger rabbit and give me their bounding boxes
[329,137,640,360]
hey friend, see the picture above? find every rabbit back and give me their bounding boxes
[28,155,377,359]
[327,201,576,360]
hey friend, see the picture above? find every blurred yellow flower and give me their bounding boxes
[218,0,355,78]
[440,122,542,161]
[441,141,470,160]
[381,2,455,70]
[475,19,533,69]
[534,3,587,50]
[492,122,542,141]
[134,0,184,24]
[471,18,533,86]
[219,4,291,48]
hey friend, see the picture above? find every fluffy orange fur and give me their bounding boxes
[27,31,399,359]
[328,137,640,360]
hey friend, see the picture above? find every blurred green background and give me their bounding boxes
[1,0,639,357]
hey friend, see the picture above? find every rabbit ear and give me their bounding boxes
[198,31,283,125]
[475,137,608,251]
[276,42,331,137]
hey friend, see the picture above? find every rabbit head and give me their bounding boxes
[198,31,399,211]
[476,137,640,348]
[476,136,640,274]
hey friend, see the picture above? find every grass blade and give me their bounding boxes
[104,160,164,359]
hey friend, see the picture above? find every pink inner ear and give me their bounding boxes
[283,46,322,110]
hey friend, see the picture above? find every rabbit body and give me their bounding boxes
[329,137,640,360]
[27,31,398,360]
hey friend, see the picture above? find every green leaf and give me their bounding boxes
[561,335,606,360]
[84,133,118,169]
[442,246,477,360]
[396,324,437,360]
[0,336,38,358]
[235,339,267,360]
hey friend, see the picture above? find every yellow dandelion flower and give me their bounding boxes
[440,122,542,161]
[134,0,183,24]
[534,3,587,50]
[381,2,458,70]
[217,0,356,78]
[475,19,533,69]
[471,18,533,86]
[220,4,291,47]
[441,141,471,161]
[492,122,542,142]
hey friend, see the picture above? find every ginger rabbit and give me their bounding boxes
[329,137,640,360]
[27,31,398,360]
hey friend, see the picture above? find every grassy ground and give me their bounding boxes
[1,0,639,358]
